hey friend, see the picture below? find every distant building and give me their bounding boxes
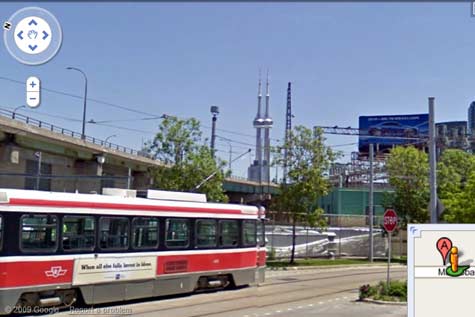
[318,187,393,216]
[468,101,475,134]
[435,121,469,151]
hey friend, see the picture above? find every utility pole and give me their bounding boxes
[368,143,374,262]
[210,106,219,157]
[429,97,437,223]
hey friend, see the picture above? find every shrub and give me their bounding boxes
[386,280,407,301]
[359,280,407,302]
[359,284,376,300]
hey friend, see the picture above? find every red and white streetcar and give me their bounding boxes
[0,188,266,313]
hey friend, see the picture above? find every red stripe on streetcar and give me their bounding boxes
[8,198,245,215]
[157,251,257,275]
[257,250,266,266]
[0,260,74,288]
[0,251,259,288]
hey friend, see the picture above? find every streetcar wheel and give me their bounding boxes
[61,290,77,307]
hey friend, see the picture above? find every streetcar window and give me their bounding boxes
[219,220,239,247]
[20,214,58,252]
[99,217,129,250]
[165,219,189,248]
[195,219,217,248]
[132,217,159,249]
[257,221,265,247]
[243,220,257,246]
[62,216,95,251]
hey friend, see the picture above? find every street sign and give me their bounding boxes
[383,209,398,288]
[383,209,398,232]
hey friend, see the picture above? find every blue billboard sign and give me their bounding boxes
[358,113,429,153]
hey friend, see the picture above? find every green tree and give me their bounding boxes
[273,126,337,264]
[438,149,475,198]
[442,171,475,223]
[385,146,429,225]
[437,149,475,222]
[146,116,228,202]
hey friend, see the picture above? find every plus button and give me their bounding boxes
[30,81,37,89]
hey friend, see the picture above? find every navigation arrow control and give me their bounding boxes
[6,7,62,65]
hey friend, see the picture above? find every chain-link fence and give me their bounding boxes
[265,213,406,260]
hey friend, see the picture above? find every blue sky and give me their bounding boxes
[1,2,475,178]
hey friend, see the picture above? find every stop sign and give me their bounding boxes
[383,209,398,232]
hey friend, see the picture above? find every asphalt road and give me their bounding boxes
[52,265,407,317]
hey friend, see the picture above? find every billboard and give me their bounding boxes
[358,113,429,153]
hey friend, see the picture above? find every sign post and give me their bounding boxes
[383,209,398,289]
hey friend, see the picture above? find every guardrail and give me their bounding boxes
[0,107,142,157]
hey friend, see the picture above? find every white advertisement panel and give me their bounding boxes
[73,256,157,286]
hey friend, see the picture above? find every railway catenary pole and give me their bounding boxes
[283,82,292,184]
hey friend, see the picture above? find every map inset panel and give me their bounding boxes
[408,224,475,317]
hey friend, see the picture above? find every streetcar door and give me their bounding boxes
[256,218,266,284]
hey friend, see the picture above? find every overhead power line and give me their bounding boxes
[90,122,156,134]
[0,76,157,117]
[7,106,82,122]
[0,75,279,140]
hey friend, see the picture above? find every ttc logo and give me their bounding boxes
[45,266,67,278]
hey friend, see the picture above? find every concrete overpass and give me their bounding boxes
[0,107,278,203]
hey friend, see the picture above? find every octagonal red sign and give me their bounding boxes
[383,209,398,232]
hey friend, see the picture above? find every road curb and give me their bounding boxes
[358,298,407,306]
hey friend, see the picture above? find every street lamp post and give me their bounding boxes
[35,151,42,190]
[66,67,88,140]
[210,106,219,157]
[104,134,117,146]
[12,105,26,119]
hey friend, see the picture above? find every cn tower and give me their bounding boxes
[248,71,272,183]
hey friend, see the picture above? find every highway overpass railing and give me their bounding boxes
[0,107,142,157]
